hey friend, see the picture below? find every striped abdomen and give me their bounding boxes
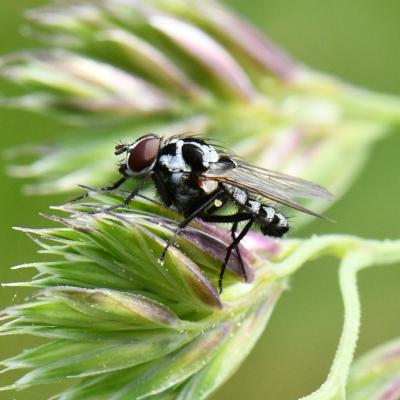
[224,185,289,238]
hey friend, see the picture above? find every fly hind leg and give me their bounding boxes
[201,212,255,293]
[230,220,248,283]
[218,217,255,293]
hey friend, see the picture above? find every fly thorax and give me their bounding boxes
[158,139,190,172]
[170,172,185,185]
[159,138,220,173]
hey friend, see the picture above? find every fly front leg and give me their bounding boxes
[103,179,146,212]
[69,177,127,203]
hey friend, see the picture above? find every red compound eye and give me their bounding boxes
[128,135,160,173]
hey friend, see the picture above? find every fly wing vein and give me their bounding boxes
[204,162,334,221]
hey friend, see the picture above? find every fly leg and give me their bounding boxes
[69,177,127,203]
[219,217,255,293]
[201,212,254,293]
[159,189,223,263]
[102,179,146,212]
[230,220,247,283]
[79,179,146,214]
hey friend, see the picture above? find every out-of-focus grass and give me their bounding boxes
[0,1,399,399]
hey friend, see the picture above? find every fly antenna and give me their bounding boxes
[114,144,128,155]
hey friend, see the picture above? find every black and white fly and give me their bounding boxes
[78,134,334,292]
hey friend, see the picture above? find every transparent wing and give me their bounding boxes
[204,159,334,220]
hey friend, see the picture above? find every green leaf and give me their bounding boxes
[57,323,231,400]
[2,195,400,399]
[176,288,282,400]
[39,287,183,328]
[4,330,196,386]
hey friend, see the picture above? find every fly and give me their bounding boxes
[75,134,334,293]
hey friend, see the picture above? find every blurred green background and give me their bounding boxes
[0,1,399,399]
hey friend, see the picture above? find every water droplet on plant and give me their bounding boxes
[157,258,165,266]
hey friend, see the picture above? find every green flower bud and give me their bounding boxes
[1,195,400,399]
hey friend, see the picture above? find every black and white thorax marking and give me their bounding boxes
[153,137,289,237]
[79,134,333,292]
[155,137,220,216]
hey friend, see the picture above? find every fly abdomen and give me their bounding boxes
[258,205,289,237]
[224,184,289,238]
[228,186,248,206]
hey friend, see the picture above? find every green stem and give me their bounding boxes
[281,238,400,400]
[299,251,369,400]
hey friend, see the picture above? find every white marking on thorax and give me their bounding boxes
[159,139,219,171]
[159,139,189,171]
[195,142,219,167]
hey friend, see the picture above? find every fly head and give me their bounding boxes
[117,134,161,177]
